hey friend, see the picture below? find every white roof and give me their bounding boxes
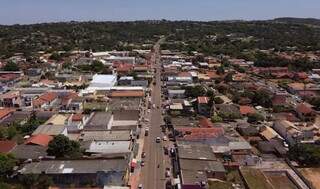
[86,141,131,154]
[170,103,183,110]
[91,74,117,84]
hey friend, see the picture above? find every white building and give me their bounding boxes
[81,74,117,95]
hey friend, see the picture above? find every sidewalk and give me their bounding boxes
[129,101,150,189]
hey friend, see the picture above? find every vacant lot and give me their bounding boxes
[240,168,273,189]
[264,171,298,189]
[299,168,320,189]
[209,170,244,189]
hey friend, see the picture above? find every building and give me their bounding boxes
[19,159,129,187]
[197,96,210,116]
[82,74,117,95]
[84,112,113,131]
[168,89,185,99]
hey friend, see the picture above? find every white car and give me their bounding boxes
[156,137,161,143]
[162,136,168,141]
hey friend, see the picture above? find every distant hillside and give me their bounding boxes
[273,17,320,26]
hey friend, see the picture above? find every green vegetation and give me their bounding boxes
[211,115,223,123]
[289,143,320,166]
[247,113,265,123]
[47,135,82,158]
[183,85,206,98]
[0,111,44,142]
[0,153,16,178]
[2,61,19,71]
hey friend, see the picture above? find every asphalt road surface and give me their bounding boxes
[141,38,166,189]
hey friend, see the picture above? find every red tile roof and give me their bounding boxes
[272,95,287,106]
[0,140,17,153]
[240,106,256,115]
[72,113,83,122]
[0,108,14,120]
[296,103,313,114]
[33,92,58,107]
[177,127,224,140]
[199,117,214,128]
[198,96,209,104]
[110,90,144,98]
[25,134,53,147]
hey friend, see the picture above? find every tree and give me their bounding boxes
[216,66,225,75]
[0,153,16,178]
[49,52,62,61]
[20,174,53,189]
[309,97,320,111]
[247,113,265,123]
[183,85,206,98]
[91,60,104,73]
[289,143,320,166]
[47,135,82,158]
[2,61,19,71]
[252,90,272,108]
[214,97,224,104]
[211,115,223,123]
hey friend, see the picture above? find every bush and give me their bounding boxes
[247,113,265,123]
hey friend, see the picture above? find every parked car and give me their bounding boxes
[165,170,171,177]
[141,152,146,158]
[138,184,143,189]
[162,136,168,141]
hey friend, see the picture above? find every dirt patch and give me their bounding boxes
[299,168,320,189]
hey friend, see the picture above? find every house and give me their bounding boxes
[272,120,313,145]
[239,106,256,116]
[0,140,17,154]
[272,94,289,107]
[19,159,129,187]
[295,103,316,122]
[32,92,58,109]
[66,113,89,132]
[118,76,134,86]
[84,112,113,131]
[25,134,53,147]
[0,108,15,121]
[197,96,210,116]
[0,91,21,107]
[168,89,185,99]
[177,142,226,188]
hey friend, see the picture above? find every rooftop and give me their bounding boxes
[20,159,128,174]
[79,130,132,141]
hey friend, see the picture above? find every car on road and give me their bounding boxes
[140,160,145,167]
[156,137,161,143]
[138,184,143,189]
[141,152,146,158]
[162,136,168,141]
[145,127,149,136]
[165,170,171,177]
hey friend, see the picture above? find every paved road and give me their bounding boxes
[141,38,166,189]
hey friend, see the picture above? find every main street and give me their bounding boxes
[141,38,166,189]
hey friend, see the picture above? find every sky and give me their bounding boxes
[1,0,320,25]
